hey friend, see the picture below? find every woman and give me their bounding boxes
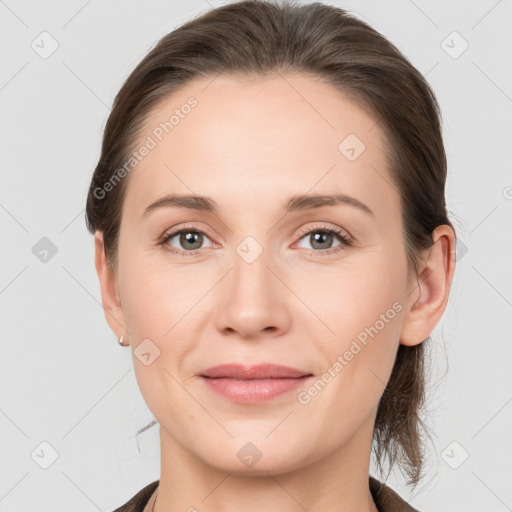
[85,1,456,511]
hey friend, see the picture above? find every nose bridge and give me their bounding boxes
[214,232,290,337]
[230,233,274,303]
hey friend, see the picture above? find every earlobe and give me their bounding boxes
[94,231,128,340]
[399,225,456,347]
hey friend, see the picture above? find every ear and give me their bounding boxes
[400,225,456,346]
[94,231,129,343]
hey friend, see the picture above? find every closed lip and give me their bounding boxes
[199,363,312,380]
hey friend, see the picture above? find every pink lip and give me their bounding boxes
[199,364,313,404]
[200,363,310,379]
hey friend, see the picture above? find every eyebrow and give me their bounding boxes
[143,193,375,217]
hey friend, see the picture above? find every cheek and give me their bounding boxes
[118,261,199,420]
[295,261,406,441]
[299,247,407,411]
[118,256,208,396]
[304,252,406,345]
[118,251,195,339]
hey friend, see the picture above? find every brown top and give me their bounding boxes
[112,476,419,512]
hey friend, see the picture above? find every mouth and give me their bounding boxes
[200,363,312,380]
[199,363,313,404]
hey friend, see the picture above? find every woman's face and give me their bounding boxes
[104,73,421,474]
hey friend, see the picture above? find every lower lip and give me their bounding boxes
[201,376,312,404]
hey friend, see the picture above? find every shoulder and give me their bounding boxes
[111,480,159,512]
[369,476,421,512]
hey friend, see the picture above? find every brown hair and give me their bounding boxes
[85,0,455,488]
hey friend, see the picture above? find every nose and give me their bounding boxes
[214,244,292,340]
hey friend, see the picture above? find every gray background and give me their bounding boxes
[1,0,511,510]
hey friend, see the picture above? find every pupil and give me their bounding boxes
[311,232,332,250]
[182,231,202,250]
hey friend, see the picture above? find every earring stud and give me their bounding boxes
[118,335,124,346]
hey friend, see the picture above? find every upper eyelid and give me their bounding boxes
[295,224,351,239]
[162,224,215,242]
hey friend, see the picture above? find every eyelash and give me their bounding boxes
[159,224,353,258]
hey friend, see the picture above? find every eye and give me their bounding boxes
[160,226,215,256]
[294,225,353,257]
[159,224,353,258]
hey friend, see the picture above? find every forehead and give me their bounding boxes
[122,73,399,223]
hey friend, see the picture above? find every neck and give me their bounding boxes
[154,421,379,512]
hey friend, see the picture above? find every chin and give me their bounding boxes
[193,437,310,476]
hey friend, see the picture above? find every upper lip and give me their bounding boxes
[200,364,312,380]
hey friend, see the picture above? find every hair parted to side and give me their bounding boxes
[85,0,456,488]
